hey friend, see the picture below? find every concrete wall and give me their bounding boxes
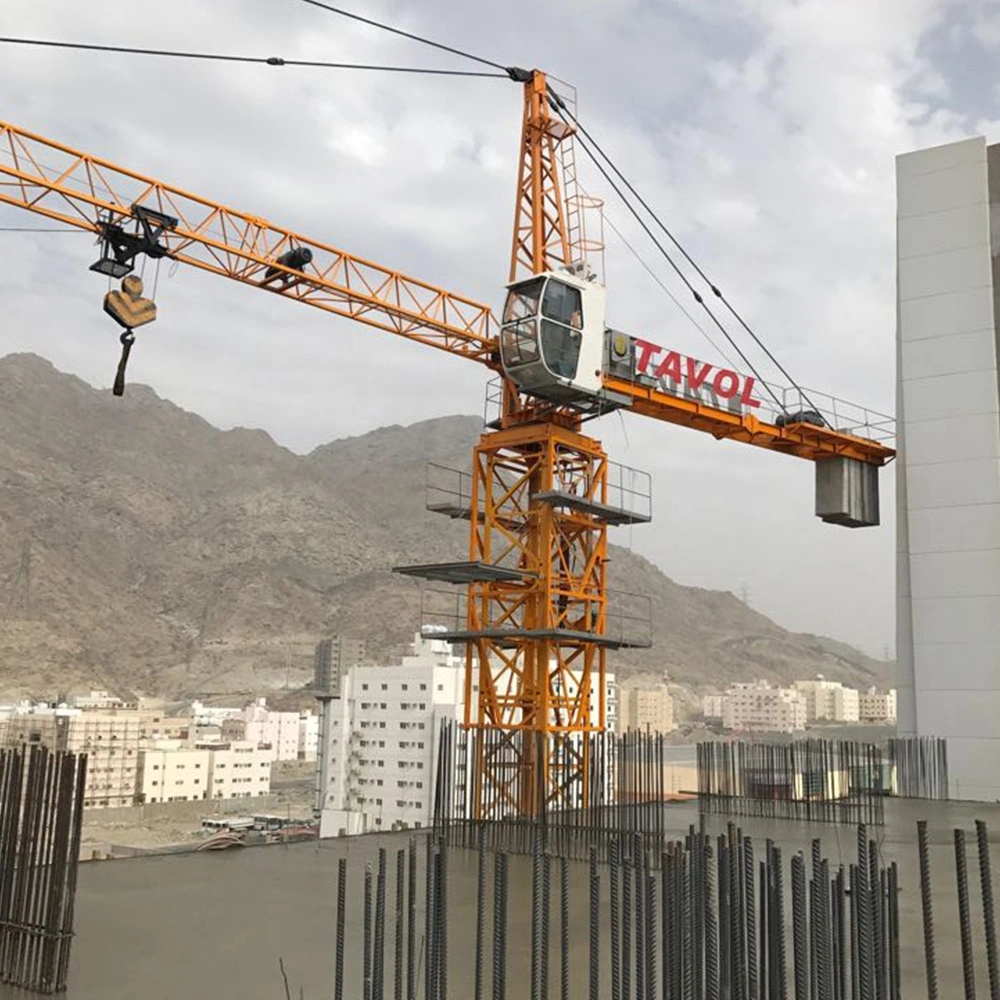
[896,136,1000,799]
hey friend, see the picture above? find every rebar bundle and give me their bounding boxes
[0,745,86,994]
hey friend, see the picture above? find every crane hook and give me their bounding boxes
[113,330,135,397]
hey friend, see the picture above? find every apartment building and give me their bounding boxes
[619,682,674,734]
[298,713,319,761]
[219,699,317,762]
[317,629,619,836]
[318,631,468,837]
[720,681,807,733]
[5,704,143,808]
[859,688,898,724]
[702,695,725,721]
[793,677,861,723]
[137,740,271,803]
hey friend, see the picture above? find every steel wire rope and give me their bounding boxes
[296,0,509,72]
[552,102,786,413]
[0,35,508,76]
[603,211,739,371]
[552,91,821,415]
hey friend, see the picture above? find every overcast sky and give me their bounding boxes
[2,0,998,658]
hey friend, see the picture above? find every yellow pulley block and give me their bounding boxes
[103,274,157,330]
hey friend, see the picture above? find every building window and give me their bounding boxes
[381,683,388,691]
[437,684,444,691]
[362,684,369,691]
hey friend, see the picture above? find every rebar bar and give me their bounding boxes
[561,857,570,1000]
[791,854,808,1000]
[373,849,386,1000]
[394,849,405,1000]
[475,829,486,1000]
[955,828,977,1000]
[335,857,347,1000]
[590,846,600,1000]
[492,852,508,1000]
[917,821,939,1000]
[977,820,1000,1000]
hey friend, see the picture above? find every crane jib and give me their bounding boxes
[633,338,762,409]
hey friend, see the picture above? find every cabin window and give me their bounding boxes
[540,281,583,379]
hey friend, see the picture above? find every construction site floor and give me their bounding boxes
[3,798,998,999]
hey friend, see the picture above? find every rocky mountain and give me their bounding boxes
[0,353,890,701]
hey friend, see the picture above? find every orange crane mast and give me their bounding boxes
[0,69,894,819]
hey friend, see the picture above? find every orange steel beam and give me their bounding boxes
[508,70,574,281]
[603,374,895,465]
[0,119,497,366]
[0,117,894,467]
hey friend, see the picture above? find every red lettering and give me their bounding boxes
[685,357,713,392]
[740,377,762,408]
[654,351,682,383]
[634,339,661,374]
[712,369,739,399]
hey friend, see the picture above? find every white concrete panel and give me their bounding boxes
[906,458,1000,509]
[910,549,1000,598]
[911,595,1000,644]
[903,413,1000,466]
[942,738,1000,800]
[896,137,985,180]
[912,641,1000,689]
[902,369,1000,421]
[897,162,987,219]
[898,203,990,260]
[895,687,916,735]
[916,690,1000,737]
[901,329,998,381]
[906,503,1000,553]
[898,286,995,342]
[898,245,992,300]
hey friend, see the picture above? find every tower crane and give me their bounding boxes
[0,67,894,820]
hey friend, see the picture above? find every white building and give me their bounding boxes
[895,136,1000,799]
[859,688,897,724]
[318,631,468,837]
[702,695,725,721]
[792,678,860,723]
[5,703,143,808]
[189,701,242,726]
[317,630,616,836]
[222,699,304,762]
[298,712,319,761]
[137,739,271,803]
[619,682,674,734]
[720,681,807,733]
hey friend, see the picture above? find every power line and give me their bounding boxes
[0,36,507,77]
[296,0,509,73]
[552,93,817,414]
